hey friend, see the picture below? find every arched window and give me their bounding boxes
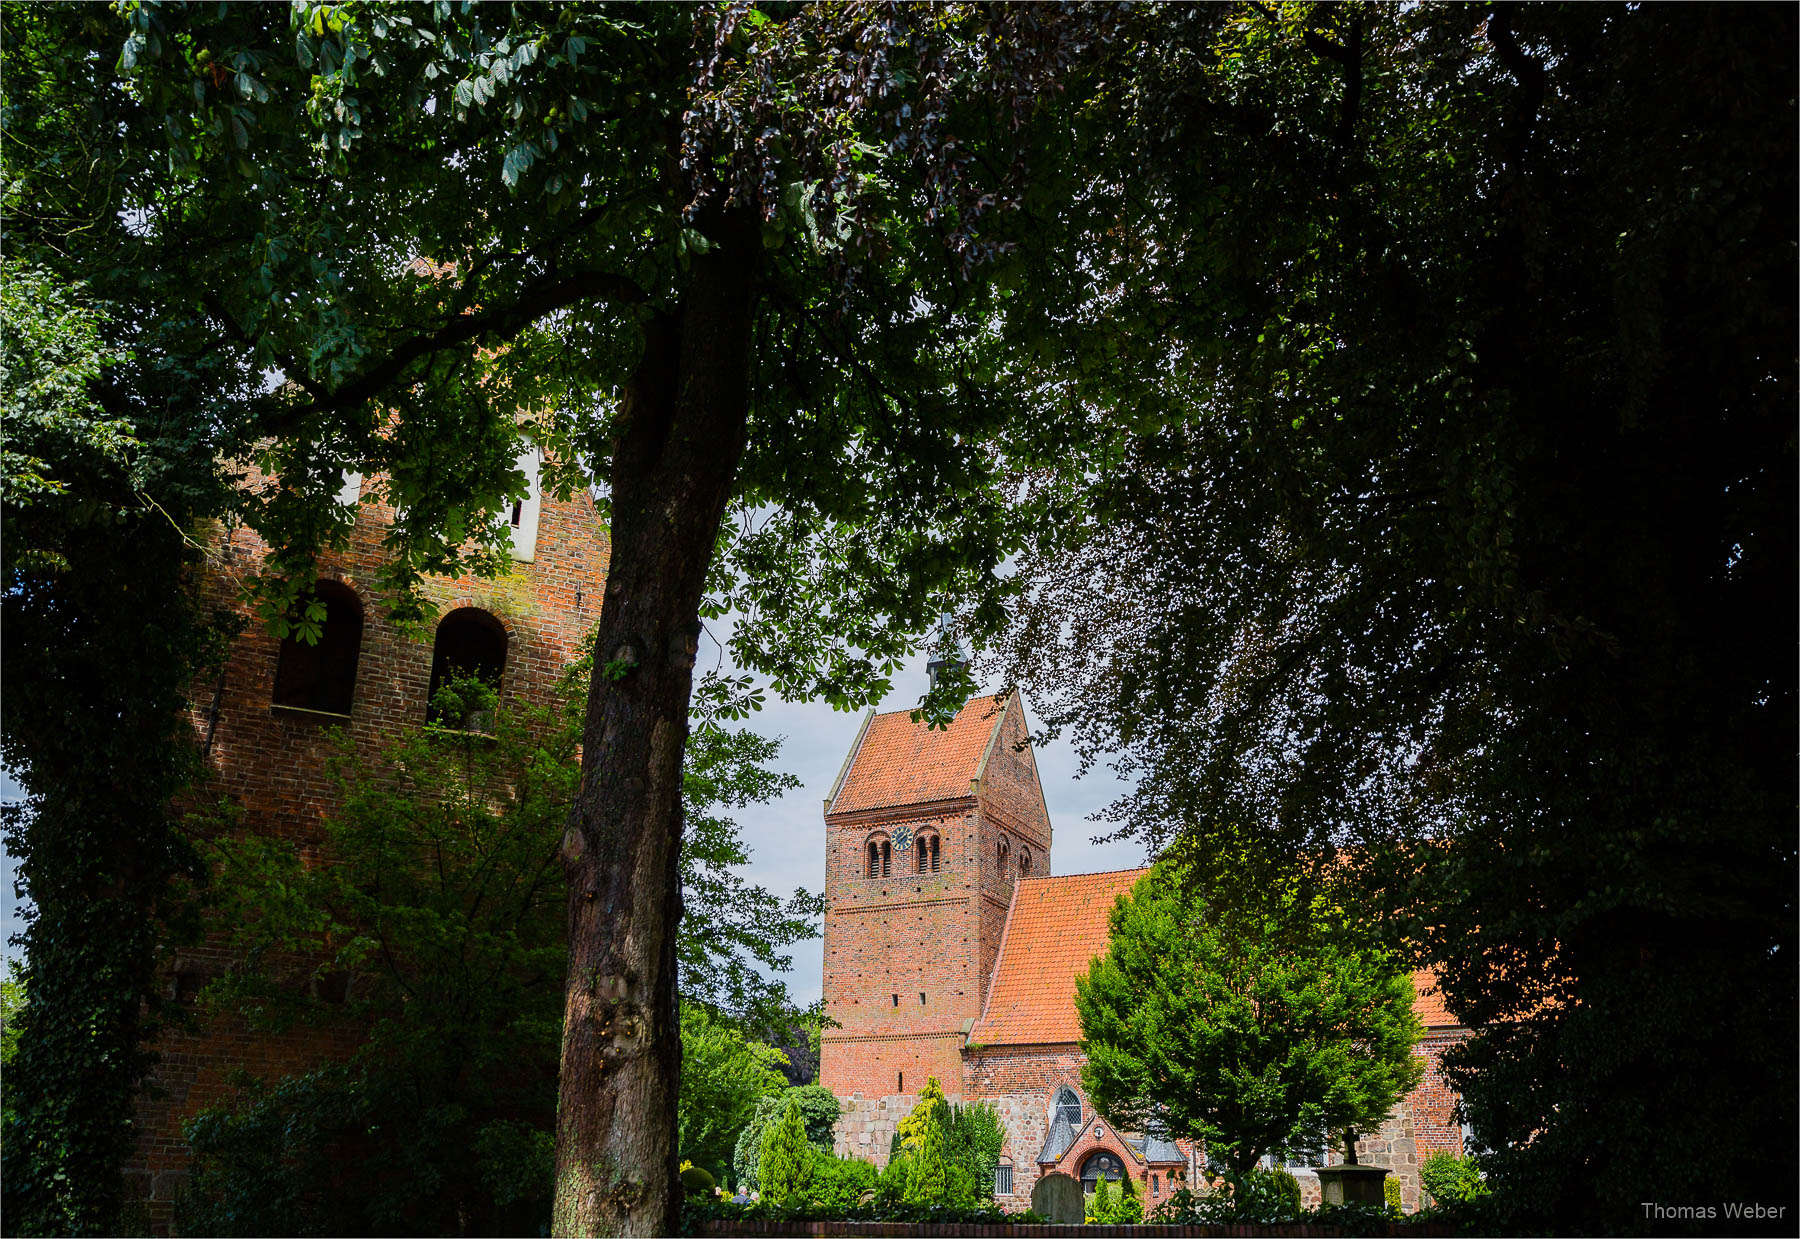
[1080,1151,1125,1194]
[1019,846,1032,876]
[868,840,881,879]
[427,608,507,726]
[997,835,1010,868]
[866,835,890,878]
[917,832,940,874]
[272,580,363,716]
[881,840,891,877]
[1054,1086,1082,1129]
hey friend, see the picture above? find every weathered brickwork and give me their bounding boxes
[128,477,609,1231]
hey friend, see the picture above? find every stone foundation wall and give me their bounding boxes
[831,1092,922,1169]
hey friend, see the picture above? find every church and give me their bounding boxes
[817,693,1470,1213]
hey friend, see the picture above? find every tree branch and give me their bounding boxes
[259,268,651,436]
[1485,2,1546,171]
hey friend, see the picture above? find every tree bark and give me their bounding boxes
[552,220,758,1237]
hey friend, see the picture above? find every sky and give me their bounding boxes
[1,636,1149,1008]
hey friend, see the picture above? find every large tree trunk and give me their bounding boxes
[551,223,758,1237]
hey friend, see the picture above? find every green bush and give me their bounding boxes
[680,1165,717,1196]
[758,1098,816,1206]
[1236,1167,1303,1220]
[732,1084,840,1190]
[1419,1151,1488,1206]
[874,1153,912,1206]
[808,1154,877,1210]
[1384,1174,1403,1211]
[1086,1173,1144,1223]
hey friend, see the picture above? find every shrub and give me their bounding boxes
[732,1085,840,1189]
[1088,1173,1144,1223]
[808,1153,877,1209]
[901,1091,952,1205]
[1419,1151,1488,1206]
[1086,1176,1115,1223]
[758,1098,815,1206]
[1384,1174,1403,1211]
[679,1165,717,1196]
[874,1153,912,1206]
[1233,1167,1302,1220]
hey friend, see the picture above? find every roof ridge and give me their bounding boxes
[1017,866,1152,882]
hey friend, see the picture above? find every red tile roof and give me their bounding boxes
[970,869,1149,1046]
[826,694,1010,815]
[1411,969,1455,1028]
[969,868,1464,1047]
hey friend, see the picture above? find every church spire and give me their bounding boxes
[926,609,968,692]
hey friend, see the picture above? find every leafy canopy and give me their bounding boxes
[1076,862,1422,1177]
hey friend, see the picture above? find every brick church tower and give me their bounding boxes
[818,690,1052,1100]
[123,457,609,1227]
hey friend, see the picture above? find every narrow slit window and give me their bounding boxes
[891,993,899,1007]
[271,580,364,716]
[897,1071,904,1093]
[930,835,941,872]
[507,448,542,561]
[918,992,926,1005]
[881,841,891,877]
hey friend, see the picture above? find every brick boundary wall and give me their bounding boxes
[700,1222,1455,1238]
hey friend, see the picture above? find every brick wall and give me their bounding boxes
[820,696,1055,1102]
[127,476,609,1231]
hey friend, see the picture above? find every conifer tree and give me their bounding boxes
[756,1098,814,1207]
[1114,1171,1142,1223]
[1086,1175,1113,1223]
[900,1084,952,1207]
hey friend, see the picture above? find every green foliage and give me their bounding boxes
[1087,1172,1146,1224]
[731,1085,840,1191]
[992,4,1796,1230]
[945,1101,1005,1206]
[757,1098,815,1207]
[805,1153,876,1211]
[180,1065,555,1237]
[680,1194,1027,1235]
[1256,1168,1304,1218]
[1086,1175,1113,1222]
[678,1003,790,1185]
[873,1152,911,1206]
[178,682,810,1234]
[679,1164,717,1197]
[1077,862,1423,1176]
[894,1075,947,1152]
[1419,1152,1488,1208]
[0,263,133,575]
[0,963,22,1142]
[1384,1175,1403,1211]
[900,1090,952,1207]
[2,2,1112,1226]
[884,1077,993,1209]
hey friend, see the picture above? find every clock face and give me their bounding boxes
[892,825,914,852]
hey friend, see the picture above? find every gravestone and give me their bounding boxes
[1317,1164,1390,1206]
[1031,1170,1085,1223]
